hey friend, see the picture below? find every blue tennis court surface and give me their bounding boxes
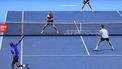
[6,11,122,22]
[0,11,122,69]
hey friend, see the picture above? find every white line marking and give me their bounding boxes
[59,4,78,7]
[116,10,122,16]
[74,20,90,56]
[20,11,24,67]
[5,11,8,23]
[23,54,86,57]
[0,37,3,51]
[23,54,122,57]
[0,11,8,51]
[5,21,122,24]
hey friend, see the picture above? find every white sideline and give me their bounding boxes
[74,20,90,56]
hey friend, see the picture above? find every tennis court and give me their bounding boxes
[0,11,122,69]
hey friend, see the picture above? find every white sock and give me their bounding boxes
[111,46,114,49]
[23,65,26,67]
[41,30,44,33]
[57,31,59,34]
[95,46,98,49]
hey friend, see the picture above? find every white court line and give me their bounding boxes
[5,21,122,24]
[20,11,24,67]
[74,20,90,56]
[0,11,8,51]
[116,10,122,16]
[0,37,3,51]
[23,54,122,57]
[23,54,87,57]
[59,4,78,7]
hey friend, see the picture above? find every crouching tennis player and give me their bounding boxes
[94,25,114,51]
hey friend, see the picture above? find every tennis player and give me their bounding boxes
[10,36,29,69]
[41,11,59,34]
[80,0,93,12]
[94,25,114,51]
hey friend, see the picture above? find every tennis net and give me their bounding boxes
[1,21,122,36]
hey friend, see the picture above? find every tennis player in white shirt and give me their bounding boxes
[94,25,114,51]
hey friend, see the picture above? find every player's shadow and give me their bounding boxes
[91,49,116,55]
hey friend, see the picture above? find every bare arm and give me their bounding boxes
[16,36,24,46]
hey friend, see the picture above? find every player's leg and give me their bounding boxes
[106,39,114,50]
[11,56,16,69]
[14,56,23,68]
[94,38,102,51]
[16,62,23,67]
[16,62,29,69]
[87,3,93,12]
[14,56,29,69]
[80,4,85,12]
[80,1,86,12]
[41,23,48,34]
[52,23,59,34]
[11,63,15,69]
[107,40,112,46]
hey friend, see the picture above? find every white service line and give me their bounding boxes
[116,10,122,16]
[5,21,122,24]
[74,20,90,56]
[0,11,8,51]
[23,54,87,57]
[23,54,122,57]
[59,4,78,7]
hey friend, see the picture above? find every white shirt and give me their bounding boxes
[99,28,109,38]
